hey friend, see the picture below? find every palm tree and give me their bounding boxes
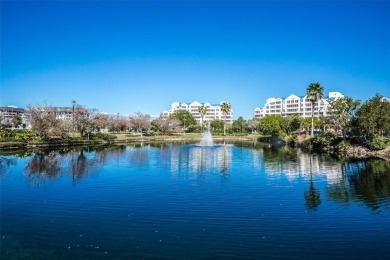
[306,82,324,136]
[198,105,207,132]
[220,102,231,136]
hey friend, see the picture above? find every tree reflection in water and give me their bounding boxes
[237,141,389,212]
[22,145,127,187]
[24,151,62,186]
[70,149,89,186]
[327,159,390,213]
[304,156,321,211]
[0,156,17,177]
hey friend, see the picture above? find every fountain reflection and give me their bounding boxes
[164,144,232,178]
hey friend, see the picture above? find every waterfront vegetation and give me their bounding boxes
[1,90,389,157]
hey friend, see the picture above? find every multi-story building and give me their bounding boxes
[253,92,344,119]
[0,106,31,129]
[48,107,74,121]
[162,101,233,124]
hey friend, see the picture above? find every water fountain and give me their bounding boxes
[200,121,214,146]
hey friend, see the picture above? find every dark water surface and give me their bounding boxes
[1,142,390,259]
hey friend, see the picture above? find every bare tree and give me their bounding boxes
[129,112,151,134]
[74,105,101,137]
[152,117,181,134]
[92,113,110,132]
[108,114,128,132]
[27,104,67,139]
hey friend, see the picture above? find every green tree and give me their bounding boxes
[247,119,259,134]
[232,116,247,133]
[258,115,283,136]
[210,119,224,133]
[319,116,332,132]
[329,96,361,140]
[198,105,208,131]
[12,115,22,128]
[169,110,197,132]
[306,82,324,136]
[281,115,301,135]
[356,94,390,138]
[221,102,231,136]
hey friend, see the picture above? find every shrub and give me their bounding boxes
[337,140,350,154]
[279,132,288,139]
[0,129,39,142]
[287,133,298,147]
[365,135,389,150]
[301,132,342,152]
[88,132,117,141]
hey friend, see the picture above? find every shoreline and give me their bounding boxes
[1,136,389,161]
[345,145,390,161]
[0,135,258,150]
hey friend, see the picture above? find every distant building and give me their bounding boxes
[47,107,74,121]
[162,101,233,124]
[380,96,390,103]
[0,106,31,129]
[253,92,344,119]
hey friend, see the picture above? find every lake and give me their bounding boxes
[1,142,390,259]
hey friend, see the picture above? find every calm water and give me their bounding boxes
[1,142,390,259]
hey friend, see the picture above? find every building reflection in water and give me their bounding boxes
[156,144,233,179]
[252,145,390,212]
[256,147,344,185]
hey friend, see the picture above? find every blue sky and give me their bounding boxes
[1,1,389,119]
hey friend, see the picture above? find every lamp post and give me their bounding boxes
[72,100,76,137]
[116,113,119,132]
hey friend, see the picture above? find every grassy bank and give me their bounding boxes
[0,133,261,150]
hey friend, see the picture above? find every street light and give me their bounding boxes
[116,113,119,132]
[72,100,76,137]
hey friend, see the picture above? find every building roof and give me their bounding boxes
[176,101,224,107]
[0,106,25,112]
[381,97,390,102]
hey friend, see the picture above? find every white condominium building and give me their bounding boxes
[162,101,233,124]
[254,92,344,119]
